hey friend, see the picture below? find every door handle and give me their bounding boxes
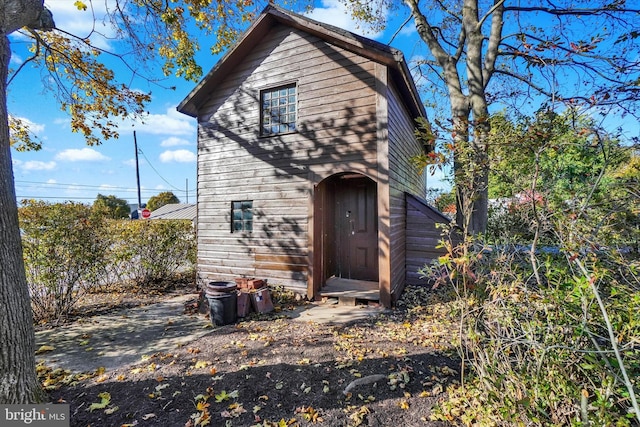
[350,220,355,235]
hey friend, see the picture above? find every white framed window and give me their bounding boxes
[261,84,297,136]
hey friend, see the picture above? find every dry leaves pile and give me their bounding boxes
[42,285,460,426]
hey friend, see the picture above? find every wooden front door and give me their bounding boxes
[334,176,378,281]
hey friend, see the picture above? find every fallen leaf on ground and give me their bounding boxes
[104,406,118,415]
[36,345,55,354]
[88,392,111,412]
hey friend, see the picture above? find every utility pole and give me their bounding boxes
[134,131,142,210]
[186,178,188,203]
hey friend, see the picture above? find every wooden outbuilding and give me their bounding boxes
[178,5,448,307]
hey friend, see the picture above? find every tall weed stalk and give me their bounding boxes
[427,110,640,425]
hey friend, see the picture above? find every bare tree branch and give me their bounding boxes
[482,0,505,88]
[504,5,640,16]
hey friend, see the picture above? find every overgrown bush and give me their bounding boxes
[486,199,556,246]
[425,217,640,425]
[426,235,640,426]
[20,200,196,322]
[106,219,195,285]
[19,200,110,322]
[419,108,640,425]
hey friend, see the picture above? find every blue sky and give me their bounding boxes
[6,1,461,207]
[8,1,639,209]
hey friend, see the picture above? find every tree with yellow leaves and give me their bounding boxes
[1,0,260,404]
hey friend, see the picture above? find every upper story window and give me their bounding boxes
[261,84,296,136]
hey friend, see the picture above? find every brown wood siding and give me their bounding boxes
[375,63,391,307]
[405,194,450,284]
[196,24,378,293]
[386,82,427,301]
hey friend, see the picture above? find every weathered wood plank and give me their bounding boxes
[192,19,432,304]
[255,262,307,272]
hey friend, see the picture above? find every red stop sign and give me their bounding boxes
[141,208,151,219]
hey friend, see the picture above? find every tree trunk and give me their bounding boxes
[406,0,492,236]
[463,0,490,236]
[1,0,52,403]
[0,34,44,405]
[450,97,472,233]
[469,114,489,235]
[450,100,489,237]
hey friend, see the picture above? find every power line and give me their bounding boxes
[15,180,196,196]
[137,148,188,193]
[15,137,195,198]
[16,195,107,201]
[16,180,147,192]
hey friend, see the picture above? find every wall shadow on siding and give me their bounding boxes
[197,30,390,290]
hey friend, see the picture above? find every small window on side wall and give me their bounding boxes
[231,201,253,233]
[261,84,297,136]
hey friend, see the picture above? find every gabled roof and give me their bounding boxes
[177,4,425,119]
[149,203,197,221]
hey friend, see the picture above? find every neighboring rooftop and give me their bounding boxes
[149,203,196,221]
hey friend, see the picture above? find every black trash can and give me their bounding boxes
[205,281,237,326]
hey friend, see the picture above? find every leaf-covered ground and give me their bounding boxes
[41,282,460,426]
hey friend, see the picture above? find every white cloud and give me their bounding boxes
[123,157,147,168]
[55,148,110,162]
[46,179,57,184]
[160,136,191,147]
[20,160,57,171]
[10,115,46,136]
[10,53,23,65]
[126,108,196,136]
[397,21,417,39]
[64,184,83,194]
[12,159,58,172]
[304,0,388,39]
[99,184,118,191]
[53,117,70,126]
[159,149,196,163]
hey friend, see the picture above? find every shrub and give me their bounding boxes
[107,219,195,285]
[426,235,640,425]
[20,200,197,322]
[19,200,109,322]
